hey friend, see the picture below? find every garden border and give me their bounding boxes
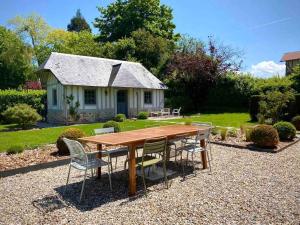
[0,158,69,178]
[211,136,300,153]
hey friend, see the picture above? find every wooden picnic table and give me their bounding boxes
[79,124,209,196]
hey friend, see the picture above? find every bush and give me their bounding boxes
[291,115,300,131]
[0,89,46,122]
[2,104,42,129]
[250,125,279,148]
[219,127,228,140]
[227,128,238,137]
[137,111,149,119]
[103,120,121,133]
[7,145,24,155]
[184,118,192,125]
[56,128,86,155]
[114,114,126,122]
[273,122,296,141]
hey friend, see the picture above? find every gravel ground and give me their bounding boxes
[0,143,299,225]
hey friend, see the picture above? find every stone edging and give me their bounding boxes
[0,158,70,178]
[211,137,300,153]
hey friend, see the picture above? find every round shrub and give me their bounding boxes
[291,115,300,130]
[103,120,121,133]
[56,128,86,155]
[137,111,149,120]
[273,122,296,141]
[114,114,126,122]
[7,145,24,155]
[2,104,42,129]
[250,125,279,148]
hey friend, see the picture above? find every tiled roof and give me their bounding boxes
[281,51,300,62]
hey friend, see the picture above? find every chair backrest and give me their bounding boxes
[173,107,181,113]
[143,136,167,156]
[192,122,212,127]
[94,127,114,135]
[63,138,87,164]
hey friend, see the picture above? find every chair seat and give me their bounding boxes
[179,145,205,153]
[101,147,128,157]
[181,138,198,145]
[71,158,109,170]
[135,155,162,167]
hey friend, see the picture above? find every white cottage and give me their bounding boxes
[39,52,167,123]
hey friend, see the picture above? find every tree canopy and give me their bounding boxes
[94,0,179,42]
[67,9,91,33]
[0,26,33,89]
[8,13,51,66]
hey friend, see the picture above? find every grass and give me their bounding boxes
[0,112,254,152]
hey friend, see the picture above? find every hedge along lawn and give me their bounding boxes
[0,112,254,152]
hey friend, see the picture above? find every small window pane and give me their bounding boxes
[52,89,57,106]
[144,91,152,104]
[84,89,96,105]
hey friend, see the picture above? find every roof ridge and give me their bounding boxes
[50,52,140,65]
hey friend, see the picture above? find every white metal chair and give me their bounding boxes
[160,108,171,116]
[63,138,112,202]
[93,127,128,172]
[182,122,213,160]
[180,126,212,176]
[172,107,181,116]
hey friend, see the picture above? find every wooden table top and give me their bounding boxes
[79,124,209,146]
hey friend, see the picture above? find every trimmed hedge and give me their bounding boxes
[250,125,279,148]
[103,120,121,132]
[291,115,300,130]
[56,128,86,155]
[249,93,300,122]
[137,111,149,119]
[273,122,296,140]
[0,89,46,121]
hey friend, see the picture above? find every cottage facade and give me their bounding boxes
[39,53,166,123]
[281,51,300,75]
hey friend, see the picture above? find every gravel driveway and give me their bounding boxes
[0,143,299,225]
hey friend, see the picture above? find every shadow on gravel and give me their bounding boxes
[51,162,195,211]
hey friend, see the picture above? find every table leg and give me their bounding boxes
[128,144,137,196]
[97,144,102,179]
[200,139,208,169]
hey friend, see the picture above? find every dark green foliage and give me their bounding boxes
[2,104,42,129]
[258,90,295,124]
[7,145,24,155]
[273,121,296,141]
[249,95,261,121]
[290,65,300,93]
[0,89,46,122]
[67,9,91,32]
[250,125,279,148]
[103,120,121,132]
[94,0,179,42]
[114,114,126,122]
[0,26,33,89]
[291,115,300,130]
[206,73,256,111]
[56,128,86,155]
[137,112,149,120]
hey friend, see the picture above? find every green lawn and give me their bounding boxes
[0,112,254,152]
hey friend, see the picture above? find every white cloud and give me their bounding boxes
[250,61,286,78]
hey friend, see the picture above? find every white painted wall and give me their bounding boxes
[47,74,165,117]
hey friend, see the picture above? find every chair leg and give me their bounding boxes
[107,164,112,190]
[91,168,94,177]
[163,160,168,189]
[79,168,88,203]
[64,163,72,194]
[207,151,212,173]
[180,150,185,179]
[191,152,196,176]
[115,157,118,170]
[141,166,147,195]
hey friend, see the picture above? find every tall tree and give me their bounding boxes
[67,9,91,33]
[165,35,243,112]
[36,29,102,64]
[94,0,179,42]
[8,13,51,66]
[0,26,33,89]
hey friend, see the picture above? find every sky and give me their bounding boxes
[1,0,300,77]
